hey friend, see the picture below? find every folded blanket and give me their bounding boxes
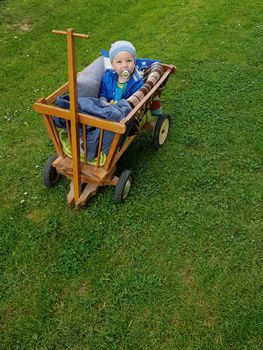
[54,95,132,161]
[56,95,131,121]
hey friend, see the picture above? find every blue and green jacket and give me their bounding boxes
[99,68,144,102]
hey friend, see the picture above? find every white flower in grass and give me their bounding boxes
[20,199,25,204]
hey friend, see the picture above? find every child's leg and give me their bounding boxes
[150,96,162,116]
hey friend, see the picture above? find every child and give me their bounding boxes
[99,40,144,104]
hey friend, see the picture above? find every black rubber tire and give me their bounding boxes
[114,170,132,204]
[152,113,171,149]
[43,155,61,188]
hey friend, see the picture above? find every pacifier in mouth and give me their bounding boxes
[121,70,130,79]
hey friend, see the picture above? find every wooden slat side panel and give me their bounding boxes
[42,114,64,157]
[83,124,87,164]
[32,102,126,134]
[65,120,72,150]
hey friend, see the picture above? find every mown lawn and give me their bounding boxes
[0,0,262,349]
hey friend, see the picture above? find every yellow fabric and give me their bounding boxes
[140,110,153,126]
[57,128,106,166]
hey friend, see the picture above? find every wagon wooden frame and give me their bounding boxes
[32,29,176,208]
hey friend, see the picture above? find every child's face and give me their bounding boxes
[111,51,135,78]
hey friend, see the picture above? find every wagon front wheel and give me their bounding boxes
[43,155,61,188]
[114,170,132,204]
[152,114,171,149]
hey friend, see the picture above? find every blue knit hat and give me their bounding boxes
[109,40,136,62]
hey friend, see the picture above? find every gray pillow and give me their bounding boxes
[77,56,105,97]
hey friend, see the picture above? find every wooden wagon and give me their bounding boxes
[32,29,176,208]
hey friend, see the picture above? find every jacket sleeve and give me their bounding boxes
[98,72,109,100]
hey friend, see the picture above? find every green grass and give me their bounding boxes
[1,0,263,349]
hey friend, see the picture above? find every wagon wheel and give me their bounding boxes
[114,170,132,204]
[43,155,62,188]
[152,113,171,149]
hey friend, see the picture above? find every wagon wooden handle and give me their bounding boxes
[51,28,89,204]
[52,29,90,39]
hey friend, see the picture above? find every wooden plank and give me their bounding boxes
[49,115,63,150]
[96,129,103,168]
[103,133,121,170]
[75,183,99,208]
[33,102,69,118]
[83,124,87,164]
[42,114,64,157]
[53,156,108,181]
[66,120,72,149]
[113,135,136,164]
[162,64,177,74]
[67,181,75,207]
[67,28,81,204]
[32,102,127,134]
[52,30,90,39]
[45,81,69,104]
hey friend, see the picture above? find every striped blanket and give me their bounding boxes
[126,62,164,135]
[127,62,164,108]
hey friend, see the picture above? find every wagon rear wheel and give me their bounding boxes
[114,170,132,204]
[43,155,61,188]
[152,113,171,149]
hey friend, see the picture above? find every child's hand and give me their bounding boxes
[100,97,111,106]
